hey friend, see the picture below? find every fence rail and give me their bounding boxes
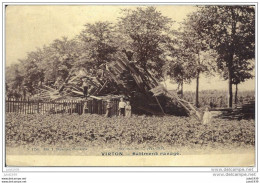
[5,98,120,116]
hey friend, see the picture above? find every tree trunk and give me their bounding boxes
[228,67,233,108]
[235,84,238,104]
[195,71,200,108]
[181,80,184,98]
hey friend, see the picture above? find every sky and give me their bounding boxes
[5,5,255,92]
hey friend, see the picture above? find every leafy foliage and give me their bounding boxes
[6,113,255,148]
[193,6,255,107]
[5,6,255,108]
[118,7,172,78]
[78,21,118,69]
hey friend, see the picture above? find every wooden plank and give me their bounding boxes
[71,90,84,96]
[154,96,165,115]
[89,95,102,100]
[42,85,57,92]
[116,59,128,70]
[96,80,108,95]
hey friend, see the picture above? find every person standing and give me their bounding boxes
[202,107,211,125]
[125,101,132,118]
[83,100,88,114]
[105,100,113,118]
[82,79,89,98]
[118,98,126,116]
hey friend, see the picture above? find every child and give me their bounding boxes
[118,98,126,116]
[83,101,88,114]
[125,101,132,118]
[105,100,112,118]
[202,107,211,125]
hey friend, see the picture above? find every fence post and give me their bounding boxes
[37,100,40,114]
[70,100,72,114]
[6,98,9,113]
[12,98,14,113]
[28,98,30,114]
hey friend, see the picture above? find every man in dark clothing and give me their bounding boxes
[82,79,89,98]
[105,100,113,118]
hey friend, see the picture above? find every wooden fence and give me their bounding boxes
[5,98,120,116]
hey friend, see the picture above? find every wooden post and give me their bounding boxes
[70,100,72,114]
[61,100,63,114]
[5,98,9,112]
[91,100,94,114]
[37,100,40,114]
[112,99,115,116]
[13,98,15,113]
[12,98,16,112]
[9,98,11,112]
[154,96,165,115]
[94,100,96,114]
[21,98,23,114]
[17,98,19,113]
[46,100,48,114]
[102,100,105,114]
[116,100,119,116]
[90,100,92,114]
[28,98,31,114]
[99,100,102,114]
[10,98,12,113]
[16,98,19,113]
[42,102,44,114]
[19,98,21,113]
[6,98,8,113]
[22,98,24,114]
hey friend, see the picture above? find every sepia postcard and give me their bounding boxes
[4,4,256,167]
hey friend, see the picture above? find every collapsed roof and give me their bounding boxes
[36,51,200,120]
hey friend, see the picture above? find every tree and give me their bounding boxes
[41,37,79,87]
[5,64,24,97]
[165,35,195,98]
[178,14,217,107]
[196,6,255,107]
[223,57,254,104]
[21,50,45,94]
[78,21,118,72]
[118,7,172,79]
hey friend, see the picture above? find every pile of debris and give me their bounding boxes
[216,100,255,120]
[36,51,200,119]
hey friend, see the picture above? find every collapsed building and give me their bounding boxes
[36,51,201,120]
